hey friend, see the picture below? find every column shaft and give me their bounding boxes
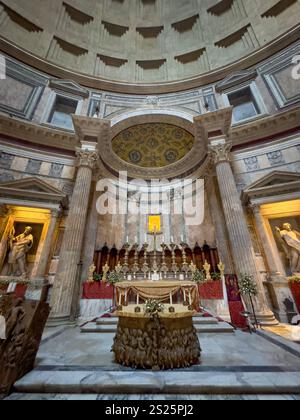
[31,210,60,279]
[214,160,276,323]
[49,151,97,325]
[207,177,235,274]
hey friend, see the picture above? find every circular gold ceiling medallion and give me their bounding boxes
[112,123,195,168]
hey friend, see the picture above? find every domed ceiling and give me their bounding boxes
[112,123,194,168]
[0,0,299,91]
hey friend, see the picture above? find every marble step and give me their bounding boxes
[95,317,219,326]
[14,369,300,395]
[81,320,234,334]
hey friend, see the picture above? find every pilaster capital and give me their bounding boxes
[208,142,232,165]
[50,208,62,219]
[248,202,261,214]
[76,149,99,170]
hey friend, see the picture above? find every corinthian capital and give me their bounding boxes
[76,149,99,169]
[208,142,232,165]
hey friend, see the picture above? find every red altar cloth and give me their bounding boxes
[199,281,223,300]
[82,282,114,300]
[290,282,300,313]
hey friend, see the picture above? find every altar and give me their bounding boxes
[112,304,201,370]
[115,281,200,310]
[112,281,201,370]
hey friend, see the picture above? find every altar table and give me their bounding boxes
[112,304,201,370]
[115,281,200,310]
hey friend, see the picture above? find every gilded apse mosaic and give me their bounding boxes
[112,123,194,168]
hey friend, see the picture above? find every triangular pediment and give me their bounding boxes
[49,79,89,98]
[242,171,300,203]
[216,69,257,92]
[0,177,68,208]
[245,171,300,191]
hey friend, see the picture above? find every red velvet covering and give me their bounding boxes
[228,301,247,329]
[82,282,114,300]
[289,282,300,313]
[225,275,247,329]
[14,285,27,299]
[199,281,223,300]
[0,284,27,298]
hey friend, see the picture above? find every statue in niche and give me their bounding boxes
[276,223,300,274]
[7,227,33,278]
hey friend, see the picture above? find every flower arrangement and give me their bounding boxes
[93,273,102,282]
[288,276,300,284]
[107,270,122,285]
[192,269,206,284]
[145,299,164,317]
[238,274,258,296]
[211,272,222,281]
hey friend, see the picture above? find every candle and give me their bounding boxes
[126,236,129,243]
[171,236,174,243]
[189,291,192,306]
[125,290,128,305]
[170,292,173,306]
[181,235,184,243]
[135,236,138,244]
[183,289,186,302]
[137,294,140,306]
[119,293,122,306]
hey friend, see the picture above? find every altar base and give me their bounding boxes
[112,305,201,370]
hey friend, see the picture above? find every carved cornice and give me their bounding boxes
[229,108,300,147]
[72,115,111,145]
[194,107,233,144]
[0,114,76,152]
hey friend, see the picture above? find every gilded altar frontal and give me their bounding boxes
[0,0,300,403]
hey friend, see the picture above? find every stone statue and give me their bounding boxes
[7,227,33,278]
[276,223,300,274]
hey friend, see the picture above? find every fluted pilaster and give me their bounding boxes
[49,150,98,325]
[31,209,61,279]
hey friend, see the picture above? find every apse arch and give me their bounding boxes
[98,111,206,180]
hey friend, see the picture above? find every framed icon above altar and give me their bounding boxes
[148,214,162,234]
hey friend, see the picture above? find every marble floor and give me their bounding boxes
[5,327,300,400]
[34,327,300,368]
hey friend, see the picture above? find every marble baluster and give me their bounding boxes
[209,142,277,325]
[49,149,98,326]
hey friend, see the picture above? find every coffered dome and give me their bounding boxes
[0,0,299,92]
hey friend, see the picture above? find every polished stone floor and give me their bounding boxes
[5,327,300,400]
[34,327,300,368]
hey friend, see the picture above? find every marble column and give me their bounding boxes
[206,176,235,274]
[250,204,285,277]
[209,142,277,325]
[49,149,98,326]
[0,210,14,273]
[0,204,8,239]
[31,209,61,279]
[251,203,297,321]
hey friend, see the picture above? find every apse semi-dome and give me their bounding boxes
[112,123,195,168]
[0,0,299,92]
